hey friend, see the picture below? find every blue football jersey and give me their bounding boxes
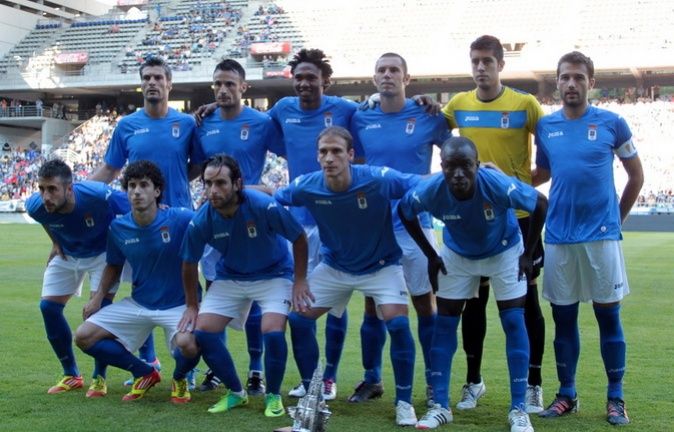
[181,189,303,281]
[400,168,538,259]
[535,105,636,244]
[275,165,420,274]
[105,108,202,208]
[27,181,129,258]
[107,207,193,309]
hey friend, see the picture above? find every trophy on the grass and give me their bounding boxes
[286,364,332,432]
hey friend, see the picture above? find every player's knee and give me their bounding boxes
[74,324,95,350]
[411,292,435,316]
[174,332,199,358]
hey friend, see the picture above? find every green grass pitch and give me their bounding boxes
[0,225,672,431]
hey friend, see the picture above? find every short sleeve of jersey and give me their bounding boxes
[441,98,458,129]
[189,119,207,165]
[482,169,538,214]
[372,166,421,199]
[264,198,304,242]
[264,116,285,156]
[399,184,427,221]
[273,180,300,207]
[612,116,636,159]
[267,104,286,158]
[534,122,550,170]
[526,95,545,134]
[104,122,129,169]
[181,213,210,263]
[106,226,125,266]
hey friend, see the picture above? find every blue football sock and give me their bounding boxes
[288,312,318,389]
[418,314,436,386]
[386,316,415,404]
[360,314,387,384]
[84,339,153,378]
[92,297,113,379]
[594,304,626,400]
[40,299,79,377]
[323,311,347,382]
[551,303,580,398]
[195,330,242,392]
[172,348,201,381]
[263,331,287,394]
[430,314,460,409]
[245,302,263,372]
[138,332,157,364]
[500,307,530,410]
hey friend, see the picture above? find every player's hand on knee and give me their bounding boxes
[178,305,198,333]
[428,254,447,294]
[83,298,102,320]
[292,280,314,313]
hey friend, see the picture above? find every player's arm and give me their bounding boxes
[619,155,644,223]
[41,225,65,262]
[193,102,217,127]
[89,162,121,183]
[397,203,446,293]
[291,232,312,312]
[519,192,548,280]
[83,264,122,319]
[179,261,200,332]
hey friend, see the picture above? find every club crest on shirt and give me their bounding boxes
[405,118,416,135]
[160,226,171,243]
[357,192,368,209]
[324,112,333,128]
[247,220,257,238]
[483,202,495,220]
[172,122,180,138]
[588,124,597,141]
[501,112,510,129]
[84,213,95,227]
[240,124,250,141]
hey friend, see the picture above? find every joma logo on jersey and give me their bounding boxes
[463,115,480,121]
[442,214,461,220]
[213,232,230,239]
[171,123,180,138]
[365,123,382,130]
[206,129,220,136]
[124,238,140,245]
[547,131,564,138]
[315,200,332,205]
[285,118,301,124]
[134,128,150,135]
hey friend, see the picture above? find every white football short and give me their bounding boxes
[309,263,408,318]
[543,240,630,305]
[437,241,527,301]
[42,252,119,297]
[199,278,292,328]
[396,228,436,296]
[86,297,184,353]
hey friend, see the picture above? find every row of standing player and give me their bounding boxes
[27,34,643,431]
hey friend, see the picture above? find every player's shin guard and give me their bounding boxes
[418,314,436,386]
[551,303,580,398]
[91,297,113,379]
[172,348,200,380]
[386,316,415,404]
[84,339,153,377]
[40,299,79,377]
[194,330,243,392]
[360,314,387,384]
[288,312,319,390]
[324,311,347,382]
[524,283,545,386]
[461,282,489,384]
[263,331,287,395]
[138,333,157,364]
[245,302,263,372]
[500,307,530,410]
[430,314,460,409]
[593,304,626,400]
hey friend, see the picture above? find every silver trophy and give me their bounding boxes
[286,364,332,432]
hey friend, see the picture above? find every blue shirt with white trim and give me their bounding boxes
[535,105,636,244]
[107,207,193,310]
[105,108,202,208]
[27,181,129,258]
[275,165,420,275]
[181,189,303,281]
[197,106,283,184]
[399,168,538,260]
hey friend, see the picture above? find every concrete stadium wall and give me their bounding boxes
[0,126,41,150]
[622,214,674,232]
[0,5,39,57]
